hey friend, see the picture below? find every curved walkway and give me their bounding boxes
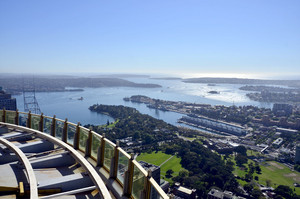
[0,122,112,199]
[0,136,38,199]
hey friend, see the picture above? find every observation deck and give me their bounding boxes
[0,109,169,199]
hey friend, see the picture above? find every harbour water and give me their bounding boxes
[13,78,272,127]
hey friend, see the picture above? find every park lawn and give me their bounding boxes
[137,151,183,183]
[229,154,300,195]
[106,119,119,128]
[160,155,183,176]
[228,154,251,178]
[247,149,261,157]
[185,137,196,141]
[257,161,300,195]
[137,151,172,166]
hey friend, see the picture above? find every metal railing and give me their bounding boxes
[0,109,169,199]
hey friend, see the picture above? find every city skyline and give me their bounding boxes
[0,0,300,78]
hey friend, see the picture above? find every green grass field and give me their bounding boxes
[136,151,183,183]
[258,161,300,194]
[228,154,300,195]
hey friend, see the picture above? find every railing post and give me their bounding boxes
[39,113,44,132]
[62,118,68,143]
[3,108,6,123]
[97,133,106,167]
[51,115,56,137]
[27,111,31,128]
[109,141,119,179]
[73,122,80,149]
[85,130,92,157]
[15,109,19,125]
[123,153,134,197]
[142,170,152,199]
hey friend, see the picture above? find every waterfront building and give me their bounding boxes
[181,115,246,136]
[0,87,17,111]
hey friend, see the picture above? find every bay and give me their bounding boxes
[13,78,272,127]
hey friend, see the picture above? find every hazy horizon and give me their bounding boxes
[1,72,300,81]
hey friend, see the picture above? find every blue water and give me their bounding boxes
[13,78,272,126]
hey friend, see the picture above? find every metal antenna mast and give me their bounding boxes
[23,76,41,114]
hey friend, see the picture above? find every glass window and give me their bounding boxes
[79,128,89,152]
[19,113,28,127]
[91,134,101,159]
[132,165,146,199]
[67,123,76,145]
[6,111,16,124]
[104,141,114,170]
[55,120,64,140]
[43,117,52,134]
[31,115,40,130]
[117,151,129,185]
[0,110,3,122]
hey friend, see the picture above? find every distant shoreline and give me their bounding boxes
[0,76,162,95]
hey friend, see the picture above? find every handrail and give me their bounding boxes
[1,109,169,199]
[0,135,38,199]
[118,147,131,159]
[0,122,112,199]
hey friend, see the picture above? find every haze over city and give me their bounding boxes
[1,0,300,79]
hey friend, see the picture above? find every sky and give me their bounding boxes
[0,0,299,78]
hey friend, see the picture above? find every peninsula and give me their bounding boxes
[0,75,161,94]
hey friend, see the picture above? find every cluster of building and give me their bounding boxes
[0,86,16,111]
[180,115,247,136]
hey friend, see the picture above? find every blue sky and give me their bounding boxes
[0,0,299,78]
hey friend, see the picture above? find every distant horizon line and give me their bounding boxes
[0,72,300,80]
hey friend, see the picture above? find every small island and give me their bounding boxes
[208,90,219,94]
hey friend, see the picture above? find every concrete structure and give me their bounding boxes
[207,189,239,199]
[173,183,196,199]
[0,87,16,111]
[276,127,298,135]
[0,110,169,199]
[207,189,224,199]
[273,138,283,146]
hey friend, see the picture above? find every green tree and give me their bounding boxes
[133,131,140,140]
[178,169,189,178]
[166,169,174,178]
[235,153,248,166]
[243,183,253,193]
[266,179,272,187]
[251,187,263,198]
[255,162,262,174]
[248,162,255,174]
[275,185,294,199]
[234,145,247,156]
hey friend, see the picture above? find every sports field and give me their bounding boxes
[231,156,300,195]
[136,151,183,182]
